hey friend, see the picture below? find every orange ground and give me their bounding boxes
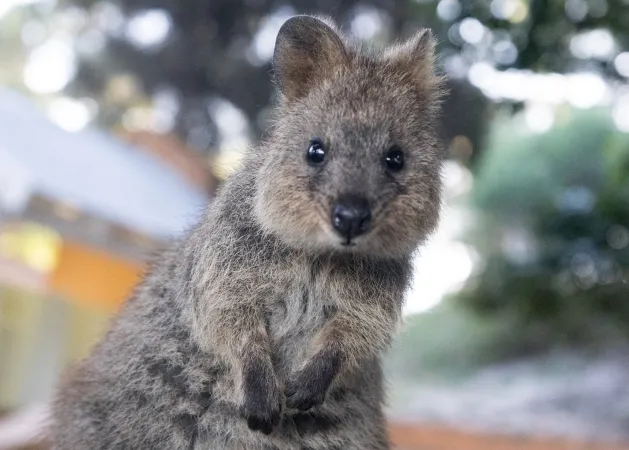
[390,423,629,450]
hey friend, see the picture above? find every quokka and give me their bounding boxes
[52,14,445,450]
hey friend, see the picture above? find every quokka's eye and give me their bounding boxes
[384,145,404,172]
[306,138,326,166]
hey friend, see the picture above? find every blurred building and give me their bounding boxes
[0,88,208,411]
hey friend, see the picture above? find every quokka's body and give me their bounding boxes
[52,15,445,450]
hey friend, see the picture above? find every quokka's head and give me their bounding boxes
[254,15,445,258]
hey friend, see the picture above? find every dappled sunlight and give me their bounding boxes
[125,9,171,50]
[46,97,96,132]
[23,37,75,94]
[405,161,476,315]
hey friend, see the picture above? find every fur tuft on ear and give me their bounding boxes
[384,29,444,95]
[273,15,348,101]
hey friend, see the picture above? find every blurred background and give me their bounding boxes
[0,0,628,449]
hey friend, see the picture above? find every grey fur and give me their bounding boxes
[51,15,445,450]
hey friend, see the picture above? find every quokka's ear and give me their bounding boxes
[384,29,443,94]
[273,15,348,101]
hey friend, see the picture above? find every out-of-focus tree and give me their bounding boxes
[3,0,628,162]
[455,109,629,349]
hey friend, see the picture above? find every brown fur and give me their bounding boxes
[51,15,445,449]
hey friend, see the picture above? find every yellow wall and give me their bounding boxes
[49,240,144,312]
[0,237,146,408]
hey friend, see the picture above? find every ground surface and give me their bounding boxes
[390,424,629,450]
[389,347,629,444]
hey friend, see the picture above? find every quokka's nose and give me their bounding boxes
[331,195,372,240]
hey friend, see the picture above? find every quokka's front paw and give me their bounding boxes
[285,350,341,411]
[243,397,281,435]
[285,374,327,411]
[241,361,282,435]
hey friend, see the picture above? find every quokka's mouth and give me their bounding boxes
[341,237,356,247]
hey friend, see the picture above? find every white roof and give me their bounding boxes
[0,88,207,238]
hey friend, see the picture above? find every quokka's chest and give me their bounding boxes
[264,266,336,376]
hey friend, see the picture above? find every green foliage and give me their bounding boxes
[386,302,535,380]
[456,110,629,348]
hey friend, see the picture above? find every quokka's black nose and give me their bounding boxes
[331,195,372,241]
